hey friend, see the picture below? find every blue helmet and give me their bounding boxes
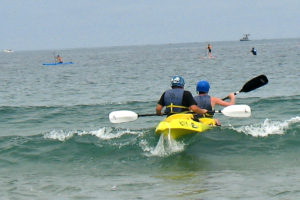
[171,75,185,87]
[196,80,210,93]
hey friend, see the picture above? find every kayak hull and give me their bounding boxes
[155,114,216,139]
[43,62,74,66]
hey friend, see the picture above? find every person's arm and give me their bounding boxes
[189,105,207,114]
[211,93,235,107]
[184,91,207,114]
[156,104,164,116]
[156,93,165,116]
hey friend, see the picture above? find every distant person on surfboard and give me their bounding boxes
[207,44,213,58]
[194,80,235,125]
[56,55,63,63]
[250,47,257,55]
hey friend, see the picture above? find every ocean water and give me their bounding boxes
[0,38,300,199]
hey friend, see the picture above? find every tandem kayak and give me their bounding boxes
[108,105,252,139]
[43,62,74,66]
[155,113,216,139]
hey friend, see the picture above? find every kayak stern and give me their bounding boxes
[155,114,216,139]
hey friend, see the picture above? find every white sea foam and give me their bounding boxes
[146,134,185,157]
[43,127,143,141]
[43,129,75,141]
[80,127,141,140]
[233,116,300,137]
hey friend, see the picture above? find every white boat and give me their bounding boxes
[3,49,14,53]
[240,34,250,41]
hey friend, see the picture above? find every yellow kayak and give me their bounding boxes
[155,113,216,139]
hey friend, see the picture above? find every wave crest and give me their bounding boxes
[43,127,143,141]
[233,116,300,137]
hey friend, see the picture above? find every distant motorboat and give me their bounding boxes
[240,34,250,41]
[3,49,14,53]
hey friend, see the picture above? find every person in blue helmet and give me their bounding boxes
[156,75,208,116]
[194,80,235,125]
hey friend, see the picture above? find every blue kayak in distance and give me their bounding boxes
[43,62,74,66]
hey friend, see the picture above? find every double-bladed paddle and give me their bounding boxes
[223,74,268,100]
[109,105,251,123]
[109,75,267,123]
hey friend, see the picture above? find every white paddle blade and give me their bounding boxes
[221,105,251,118]
[109,110,138,123]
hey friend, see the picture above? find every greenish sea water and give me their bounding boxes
[0,38,300,199]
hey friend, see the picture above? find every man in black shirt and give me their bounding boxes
[156,75,207,116]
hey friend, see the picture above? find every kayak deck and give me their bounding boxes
[155,114,216,139]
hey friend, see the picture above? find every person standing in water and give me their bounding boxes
[207,44,213,58]
[251,47,257,55]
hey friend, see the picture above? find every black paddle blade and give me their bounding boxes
[240,74,268,93]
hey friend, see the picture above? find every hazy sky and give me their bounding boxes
[2,0,300,50]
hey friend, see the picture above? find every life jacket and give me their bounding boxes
[194,95,214,118]
[164,88,189,115]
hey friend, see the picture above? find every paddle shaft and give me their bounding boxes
[139,108,249,118]
[138,113,160,117]
[222,91,240,100]
[208,110,223,115]
[139,106,246,117]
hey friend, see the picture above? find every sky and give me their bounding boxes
[1,0,300,51]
